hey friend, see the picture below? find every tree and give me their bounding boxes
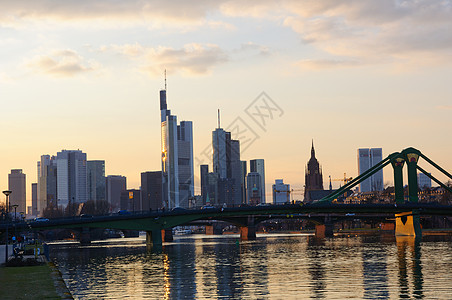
[80,200,110,215]
[42,202,64,219]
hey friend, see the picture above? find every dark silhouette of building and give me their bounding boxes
[141,171,162,210]
[304,141,324,202]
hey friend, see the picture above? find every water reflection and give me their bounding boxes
[49,234,452,299]
[396,236,424,299]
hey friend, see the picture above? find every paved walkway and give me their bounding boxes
[0,245,13,265]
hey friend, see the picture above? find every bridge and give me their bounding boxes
[1,147,451,248]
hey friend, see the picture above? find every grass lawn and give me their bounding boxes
[0,264,62,299]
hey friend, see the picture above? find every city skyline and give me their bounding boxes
[1,1,452,207]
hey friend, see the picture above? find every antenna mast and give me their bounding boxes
[164,69,167,90]
[218,109,220,129]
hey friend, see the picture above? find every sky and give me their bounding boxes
[1,0,452,207]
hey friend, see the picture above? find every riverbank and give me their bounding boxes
[0,261,73,299]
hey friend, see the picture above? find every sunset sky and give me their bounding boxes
[1,1,451,207]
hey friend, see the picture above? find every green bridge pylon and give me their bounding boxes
[318,147,452,237]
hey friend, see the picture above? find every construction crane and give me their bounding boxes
[329,173,353,197]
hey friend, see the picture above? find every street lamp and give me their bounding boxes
[2,190,12,264]
[11,204,18,222]
[2,190,12,214]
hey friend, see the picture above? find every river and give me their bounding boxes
[50,233,452,299]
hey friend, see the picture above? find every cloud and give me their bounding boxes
[103,43,228,76]
[436,105,452,110]
[26,49,100,77]
[219,0,452,69]
[296,58,361,70]
[0,0,226,27]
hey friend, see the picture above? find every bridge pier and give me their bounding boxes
[239,216,256,241]
[395,211,422,237]
[146,230,162,250]
[80,227,91,245]
[162,228,173,242]
[205,224,223,235]
[315,224,334,238]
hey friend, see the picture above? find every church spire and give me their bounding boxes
[311,139,315,158]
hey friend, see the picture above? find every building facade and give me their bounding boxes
[106,175,126,212]
[120,189,141,212]
[250,159,266,204]
[246,172,261,205]
[141,171,163,211]
[357,148,384,193]
[87,160,106,203]
[272,179,290,205]
[56,150,88,207]
[31,182,37,217]
[8,169,26,215]
[418,173,432,189]
[160,88,194,209]
[37,155,57,216]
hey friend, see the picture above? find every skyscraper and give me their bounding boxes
[417,173,432,189]
[160,87,194,209]
[357,148,384,193]
[178,121,194,208]
[87,160,106,203]
[250,159,266,204]
[200,165,209,204]
[240,161,247,204]
[212,126,241,206]
[8,169,26,215]
[37,155,57,215]
[56,150,88,207]
[106,175,126,212]
[31,182,37,217]
[246,172,261,205]
[141,171,162,210]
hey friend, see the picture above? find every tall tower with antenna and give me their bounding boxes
[159,70,194,209]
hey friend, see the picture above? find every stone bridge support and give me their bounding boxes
[314,216,334,238]
[146,229,173,250]
[146,229,162,250]
[79,227,91,245]
[205,223,223,235]
[239,216,256,241]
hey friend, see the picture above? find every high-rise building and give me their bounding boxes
[160,88,194,209]
[272,179,290,205]
[37,155,57,215]
[178,121,194,208]
[357,148,383,193]
[212,127,241,206]
[240,161,247,204]
[418,173,432,189]
[31,182,37,217]
[56,150,88,207]
[87,160,106,203]
[200,165,209,204]
[207,172,219,205]
[106,175,126,212]
[250,159,265,204]
[8,169,26,215]
[120,189,141,212]
[141,171,162,210]
[246,172,261,205]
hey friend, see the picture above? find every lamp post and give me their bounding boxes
[3,190,12,264]
[11,204,18,222]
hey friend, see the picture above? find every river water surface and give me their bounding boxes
[50,234,452,299]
